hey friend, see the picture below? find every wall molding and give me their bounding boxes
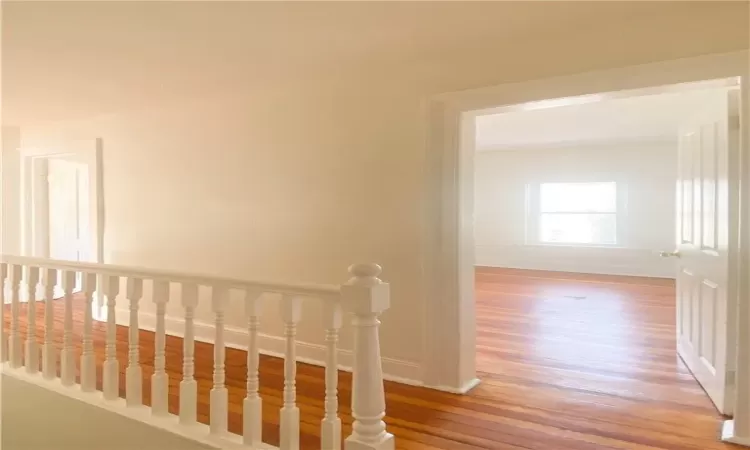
[114,308,423,388]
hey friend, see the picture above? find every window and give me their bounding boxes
[538,182,617,245]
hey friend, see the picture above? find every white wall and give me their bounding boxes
[474,142,678,278]
[10,5,747,381]
[1,126,22,256]
[20,84,428,376]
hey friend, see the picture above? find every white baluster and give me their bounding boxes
[8,264,22,368]
[41,268,58,379]
[80,273,97,391]
[210,286,229,436]
[322,301,343,450]
[126,277,143,406]
[179,283,199,425]
[60,270,77,385]
[280,295,302,450]
[243,290,264,446]
[24,266,40,373]
[342,264,394,450]
[0,263,7,363]
[101,274,120,400]
[151,280,170,416]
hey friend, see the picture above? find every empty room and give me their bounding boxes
[472,82,741,446]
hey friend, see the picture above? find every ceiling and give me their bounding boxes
[474,88,729,151]
[2,1,738,126]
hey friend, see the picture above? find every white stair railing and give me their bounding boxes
[101,273,120,399]
[0,263,7,364]
[80,272,97,391]
[151,280,170,416]
[179,282,199,425]
[0,255,394,450]
[210,285,230,437]
[24,266,39,374]
[9,264,22,369]
[322,301,343,450]
[41,268,57,378]
[341,264,394,450]
[243,290,263,446]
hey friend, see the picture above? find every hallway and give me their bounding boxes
[5,268,732,449]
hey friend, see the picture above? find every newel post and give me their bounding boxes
[342,263,394,450]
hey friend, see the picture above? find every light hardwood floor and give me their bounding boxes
[5,267,736,449]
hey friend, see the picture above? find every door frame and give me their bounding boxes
[20,138,105,264]
[422,50,750,428]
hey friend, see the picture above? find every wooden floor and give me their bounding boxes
[5,268,737,449]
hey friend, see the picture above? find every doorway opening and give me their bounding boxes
[470,78,740,440]
[423,51,749,447]
[41,156,91,262]
[19,139,105,317]
[20,139,103,265]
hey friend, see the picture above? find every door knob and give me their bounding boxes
[659,250,681,258]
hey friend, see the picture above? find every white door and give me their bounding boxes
[673,87,738,415]
[47,158,90,262]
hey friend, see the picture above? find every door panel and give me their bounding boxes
[701,124,719,252]
[699,279,717,370]
[677,268,692,341]
[675,88,735,414]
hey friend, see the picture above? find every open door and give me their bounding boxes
[669,87,739,415]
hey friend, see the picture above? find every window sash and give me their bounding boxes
[526,182,625,246]
[539,212,618,245]
[539,181,617,213]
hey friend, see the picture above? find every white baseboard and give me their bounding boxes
[114,308,423,387]
[475,245,677,279]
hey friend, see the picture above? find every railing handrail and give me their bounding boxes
[2,256,393,449]
[1,254,340,299]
